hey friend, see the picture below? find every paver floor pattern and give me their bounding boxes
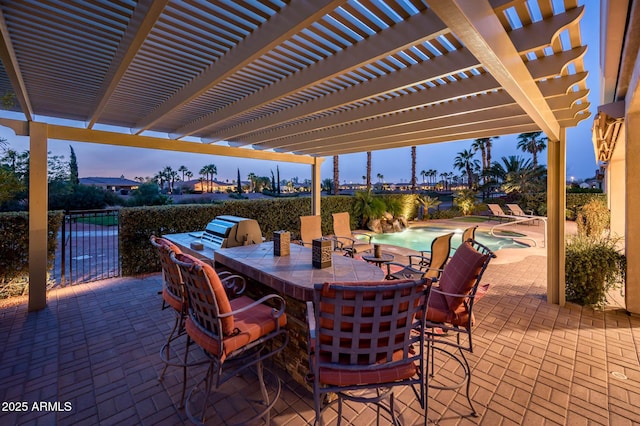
[1,254,639,425]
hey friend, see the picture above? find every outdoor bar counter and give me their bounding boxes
[162,235,384,386]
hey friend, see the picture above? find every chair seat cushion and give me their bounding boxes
[162,286,183,312]
[425,289,470,326]
[186,295,287,360]
[318,355,418,386]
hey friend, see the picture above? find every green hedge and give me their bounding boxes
[0,211,64,299]
[120,196,356,275]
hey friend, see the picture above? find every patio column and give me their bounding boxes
[311,157,322,216]
[28,122,49,311]
[625,111,640,314]
[547,128,566,306]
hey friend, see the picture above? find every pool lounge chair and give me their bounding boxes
[486,204,513,223]
[506,203,541,225]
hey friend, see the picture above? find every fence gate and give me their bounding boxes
[58,209,121,286]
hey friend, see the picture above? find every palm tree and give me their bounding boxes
[178,165,189,182]
[199,164,217,192]
[185,170,193,181]
[410,146,417,194]
[366,151,372,191]
[247,172,257,192]
[333,155,339,195]
[489,155,546,195]
[453,149,479,189]
[420,169,428,184]
[517,132,547,168]
[376,173,384,183]
[429,169,437,187]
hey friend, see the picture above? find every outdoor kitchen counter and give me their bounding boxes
[213,242,384,302]
[214,242,385,387]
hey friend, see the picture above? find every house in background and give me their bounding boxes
[79,177,139,194]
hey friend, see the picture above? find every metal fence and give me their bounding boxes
[54,209,121,286]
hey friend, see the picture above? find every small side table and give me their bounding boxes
[361,253,394,268]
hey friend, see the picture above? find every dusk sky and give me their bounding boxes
[0,0,600,184]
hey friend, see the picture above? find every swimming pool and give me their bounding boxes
[359,226,528,252]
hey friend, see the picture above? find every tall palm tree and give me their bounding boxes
[178,165,189,182]
[376,173,383,183]
[366,151,372,191]
[453,149,479,189]
[247,172,257,192]
[410,146,417,193]
[199,164,217,193]
[420,169,427,183]
[333,155,339,195]
[517,132,547,168]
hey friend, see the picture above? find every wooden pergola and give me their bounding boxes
[0,0,591,311]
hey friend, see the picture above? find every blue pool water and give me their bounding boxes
[359,226,527,252]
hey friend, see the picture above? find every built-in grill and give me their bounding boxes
[200,215,263,249]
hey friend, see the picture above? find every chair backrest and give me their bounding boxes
[331,212,352,239]
[437,240,495,314]
[506,204,525,216]
[461,226,478,244]
[423,232,454,279]
[312,279,426,372]
[487,204,507,216]
[150,235,184,301]
[170,252,236,337]
[300,215,322,247]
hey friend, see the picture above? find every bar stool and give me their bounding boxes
[171,252,288,425]
[150,235,245,407]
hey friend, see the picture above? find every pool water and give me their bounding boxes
[359,226,528,252]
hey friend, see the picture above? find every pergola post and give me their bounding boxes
[28,121,49,311]
[546,128,566,306]
[311,157,322,216]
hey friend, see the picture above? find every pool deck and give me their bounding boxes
[2,217,638,425]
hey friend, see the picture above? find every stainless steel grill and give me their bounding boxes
[200,215,263,249]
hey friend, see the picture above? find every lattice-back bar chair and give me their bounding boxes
[171,252,288,425]
[423,239,496,417]
[307,279,430,426]
[385,232,453,281]
[150,235,245,407]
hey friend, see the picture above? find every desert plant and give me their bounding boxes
[565,234,625,309]
[576,198,610,238]
[453,189,477,216]
[353,191,385,228]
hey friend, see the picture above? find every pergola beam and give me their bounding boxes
[134,0,348,134]
[0,9,33,120]
[173,7,449,138]
[87,0,169,128]
[429,0,561,140]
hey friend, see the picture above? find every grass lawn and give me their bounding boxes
[74,216,118,226]
[455,216,491,223]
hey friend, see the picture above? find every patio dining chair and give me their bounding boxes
[306,278,429,425]
[299,215,323,247]
[331,212,374,257]
[149,235,245,407]
[423,240,496,417]
[171,252,288,425]
[385,232,454,281]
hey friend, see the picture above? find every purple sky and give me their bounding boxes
[0,0,600,184]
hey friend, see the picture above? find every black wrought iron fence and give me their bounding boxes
[55,209,121,286]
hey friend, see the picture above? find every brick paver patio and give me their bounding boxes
[1,253,639,425]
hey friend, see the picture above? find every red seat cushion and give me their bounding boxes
[175,253,236,335]
[438,242,488,311]
[185,295,287,361]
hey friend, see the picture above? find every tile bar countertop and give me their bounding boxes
[213,242,384,302]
